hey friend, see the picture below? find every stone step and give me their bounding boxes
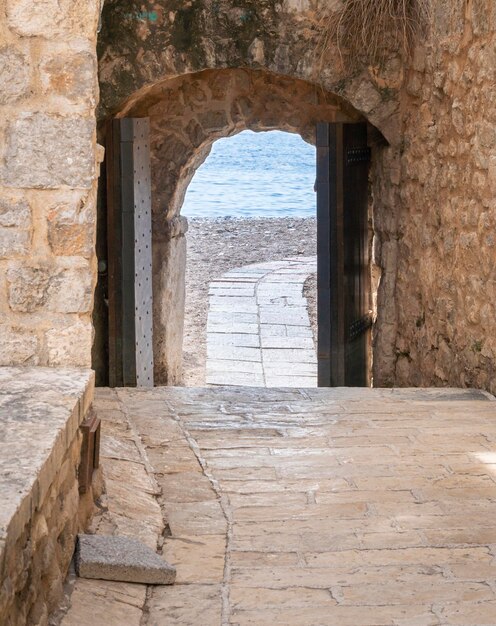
[76,535,176,585]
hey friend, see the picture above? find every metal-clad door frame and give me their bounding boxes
[106,118,154,388]
[342,124,371,387]
[316,122,345,386]
[316,121,370,387]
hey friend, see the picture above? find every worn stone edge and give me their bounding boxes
[0,369,94,553]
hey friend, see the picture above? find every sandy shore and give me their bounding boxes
[182,217,317,386]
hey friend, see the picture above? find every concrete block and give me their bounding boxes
[76,535,176,585]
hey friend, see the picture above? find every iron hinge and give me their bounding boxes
[348,313,373,341]
[347,147,371,165]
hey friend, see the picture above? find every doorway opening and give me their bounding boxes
[181,129,317,387]
[93,69,385,389]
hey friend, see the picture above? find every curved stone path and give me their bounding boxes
[206,257,317,387]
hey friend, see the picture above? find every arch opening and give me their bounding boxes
[181,128,318,387]
[183,129,316,219]
[93,67,392,387]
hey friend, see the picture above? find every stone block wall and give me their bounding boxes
[394,0,496,393]
[0,436,99,625]
[0,368,100,626]
[97,2,404,384]
[0,0,495,392]
[0,0,101,369]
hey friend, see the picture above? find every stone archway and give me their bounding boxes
[101,67,392,385]
[93,2,405,388]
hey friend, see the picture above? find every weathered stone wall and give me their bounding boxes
[2,0,494,393]
[0,434,100,625]
[0,0,101,369]
[394,0,496,393]
[153,217,188,384]
[0,368,100,626]
[98,0,402,143]
[97,1,403,384]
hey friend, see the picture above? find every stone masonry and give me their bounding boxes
[0,0,495,391]
[96,1,401,385]
[395,0,496,392]
[0,368,98,626]
[95,0,496,393]
[0,0,102,370]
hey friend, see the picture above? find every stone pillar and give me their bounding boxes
[153,216,188,385]
[371,145,401,387]
[0,0,101,368]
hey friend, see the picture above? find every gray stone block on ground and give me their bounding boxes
[76,535,176,585]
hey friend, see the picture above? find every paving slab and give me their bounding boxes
[82,386,496,626]
[76,535,176,585]
[206,257,317,387]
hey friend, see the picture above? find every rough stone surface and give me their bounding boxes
[78,385,496,625]
[0,0,100,369]
[0,196,31,228]
[98,1,401,143]
[0,324,39,365]
[153,233,186,385]
[0,367,97,626]
[40,52,96,102]
[0,228,31,258]
[0,46,31,104]
[6,0,100,39]
[2,114,95,189]
[46,319,94,367]
[47,199,95,258]
[7,261,93,313]
[0,195,32,259]
[76,535,176,584]
[393,3,496,393]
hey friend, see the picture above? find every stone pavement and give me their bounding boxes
[206,257,317,387]
[58,385,496,625]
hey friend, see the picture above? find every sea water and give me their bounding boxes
[182,129,316,218]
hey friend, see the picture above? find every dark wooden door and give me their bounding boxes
[316,122,371,387]
[106,118,154,388]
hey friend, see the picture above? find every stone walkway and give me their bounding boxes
[59,385,496,625]
[206,257,317,387]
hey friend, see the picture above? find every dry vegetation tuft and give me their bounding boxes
[318,0,430,65]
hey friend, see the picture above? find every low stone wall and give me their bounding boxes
[0,367,99,626]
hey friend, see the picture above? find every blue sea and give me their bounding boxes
[182,130,316,218]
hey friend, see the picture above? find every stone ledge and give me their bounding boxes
[0,366,94,624]
[0,367,94,545]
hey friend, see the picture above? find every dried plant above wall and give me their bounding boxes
[318,0,430,66]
